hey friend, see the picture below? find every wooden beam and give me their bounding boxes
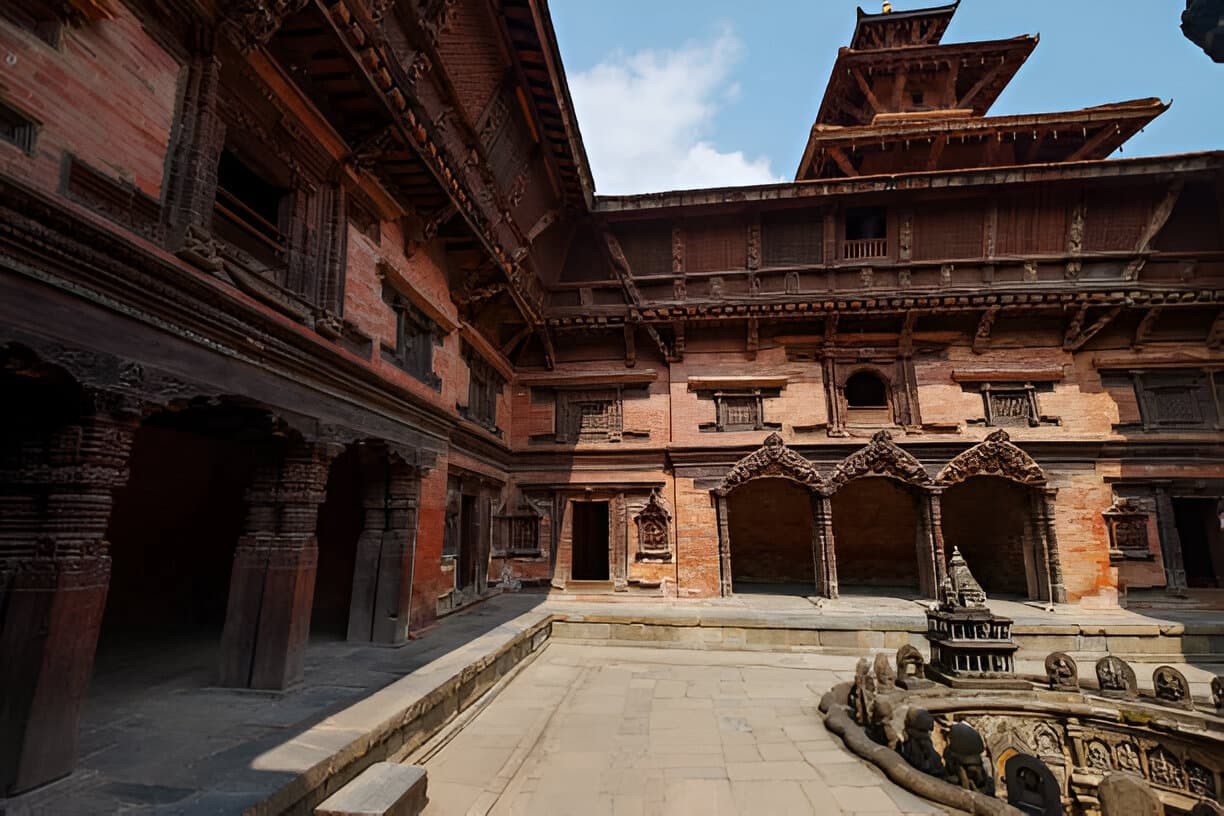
[1124,180,1184,280]
[826,147,859,178]
[851,68,884,115]
[1063,305,1123,352]
[746,318,759,361]
[671,321,685,362]
[601,228,644,307]
[956,59,1008,110]
[643,322,670,362]
[824,313,839,345]
[623,323,636,368]
[499,324,532,357]
[1023,130,1048,163]
[1067,124,1119,163]
[899,310,918,357]
[1132,306,1162,350]
[972,306,999,355]
[926,137,946,172]
[1208,311,1224,351]
[890,65,910,112]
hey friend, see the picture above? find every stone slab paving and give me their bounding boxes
[419,642,949,816]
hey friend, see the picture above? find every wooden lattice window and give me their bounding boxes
[556,389,623,444]
[462,344,503,434]
[981,384,1039,427]
[614,223,672,277]
[913,202,984,261]
[1131,370,1218,430]
[686,217,747,274]
[381,294,443,389]
[762,210,823,267]
[697,388,782,433]
[0,99,38,154]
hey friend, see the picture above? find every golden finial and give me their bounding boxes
[883,2,893,11]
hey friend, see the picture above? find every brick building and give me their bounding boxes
[0,0,1220,796]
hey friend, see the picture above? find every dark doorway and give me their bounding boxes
[571,501,610,580]
[1174,497,1223,588]
[830,477,920,590]
[941,477,1034,597]
[459,494,480,589]
[312,446,362,639]
[727,478,815,590]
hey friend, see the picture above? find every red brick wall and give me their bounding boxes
[0,11,180,198]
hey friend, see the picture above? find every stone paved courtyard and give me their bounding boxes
[419,642,947,816]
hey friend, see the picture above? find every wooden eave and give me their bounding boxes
[850,2,960,50]
[494,0,595,207]
[812,36,1037,133]
[593,151,1224,217]
[802,98,1169,179]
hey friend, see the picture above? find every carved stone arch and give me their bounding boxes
[826,430,932,493]
[936,430,1047,487]
[714,432,825,496]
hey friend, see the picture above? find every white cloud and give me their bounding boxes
[569,28,783,195]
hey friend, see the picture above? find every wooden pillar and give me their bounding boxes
[0,410,136,796]
[1154,486,1188,591]
[1039,487,1068,604]
[914,490,941,600]
[551,498,573,589]
[611,492,629,591]
[715,493,733,597]
[926,488,948,593]
[347,449,419,645]
[218,438,340,690]
[811,493,838,599]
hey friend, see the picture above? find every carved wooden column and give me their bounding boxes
[920,488,949,599]
[551,499,573,590]
[0,407,136,795]
[163,49,224,257]
[346,449,419,645]
[716,493,733,597]
[611,492,629,591]
[811,493,839,599]
[1154,486,1188,592]
[1038,488,1068,604]
[218,438,340,690]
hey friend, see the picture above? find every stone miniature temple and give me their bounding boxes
[0,0,1221,798]
[924,549,1023,687]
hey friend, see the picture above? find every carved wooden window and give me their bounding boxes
[844,370,892,424]
[613,222,671,277]
[1103,498,1153,561]
[213,148,290,269]
[697,388,782,433]
[382,294,442,390]
[494,502,541,557]
[634,493,672,562]
[1132,370,1218,430]
[556,389,623,444]
[762,210,823,267]
[843,207,887,260]
[462,344,503,434]
[0,99,38,154]
[982,384,1039,427]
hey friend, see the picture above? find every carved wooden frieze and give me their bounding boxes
[1102,498,1152,561]
[715,432,824,496]
[826,430,932,492]
[936,430,1047,487]
[555,389,623,444]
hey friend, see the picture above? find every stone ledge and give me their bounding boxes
[315,763,427,816]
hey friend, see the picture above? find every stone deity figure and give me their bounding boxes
[899,708,944,776]
[943,722,994,796]
[1213,675,1224,712]
[1045,652,1078,691]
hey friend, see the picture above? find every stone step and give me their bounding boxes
[315,763,427,816]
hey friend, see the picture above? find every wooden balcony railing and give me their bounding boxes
[842,237,887,260]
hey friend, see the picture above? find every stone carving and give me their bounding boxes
[869,697,900,749]
[899,708,944,776]
[1103,498,1152,560]
[1004,754,1062,816]
[873,652,897,693]
[1115,742,1142,774]
[1045,652,1078,691]
[634,492,671,560]
[849,657,876,727]
[895,645,930,689]
[1032,723,1061,757]
[1095,656,1138,700]
[936,430,1047,487]
[494,564,521,591]
[826,430,932,492]
[943,722,994,795]
[1214,675,1224,712]
[1147,746,1185,789]
[943,548,987,608]
[1085,740,1112,771]
[1098,772,1163,816]
[1154,665,1194,709]
[784,270,800,294]
[714,432,825,495]
[1188,760,1217,798]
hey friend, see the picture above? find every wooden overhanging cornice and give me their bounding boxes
[814,36,1037,129]
[802,98,1167,180]
[545,288,1224,329]
[592,151,1224,217]
[850,2,960,50]
[315,1,550,339]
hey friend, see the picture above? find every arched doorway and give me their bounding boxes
[941,476,1035,597]
[99,402,268,686]
[713,433,830,597]
[936,430,1057,601]
[727,477,815,590]
[830,477,922,591]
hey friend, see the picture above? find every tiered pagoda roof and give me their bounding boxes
[797,3,1169,180]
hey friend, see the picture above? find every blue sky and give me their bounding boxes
[550,1,1222,195]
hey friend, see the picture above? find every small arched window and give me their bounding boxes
[845,371,888,408]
